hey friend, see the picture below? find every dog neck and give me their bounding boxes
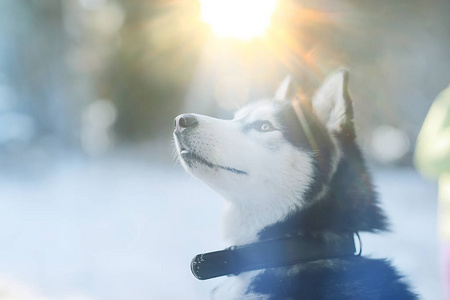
[221,141,389,246]
[222,196,301,245]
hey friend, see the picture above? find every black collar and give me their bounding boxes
[191,233,360,280]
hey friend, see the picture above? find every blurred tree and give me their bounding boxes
[99,0,206,141]
[3,0,449,164]
[0,0,77,145]
[96,0,450,152]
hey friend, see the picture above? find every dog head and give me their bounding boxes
[174,70,386,243]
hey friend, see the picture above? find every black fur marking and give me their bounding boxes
[277,102,335,176]
[275,102,337,207]
[259,102,387,240]
[249,96,409,298]
[248,257,417,299]
[182,152,248,175]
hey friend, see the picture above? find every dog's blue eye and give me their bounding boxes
[254,121,275,132]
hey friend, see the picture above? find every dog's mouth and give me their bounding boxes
[178,146,248,176]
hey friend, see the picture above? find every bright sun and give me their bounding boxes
[199,0,277,39]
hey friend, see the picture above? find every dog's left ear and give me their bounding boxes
[312,70,354,134]
[274,75,296,101]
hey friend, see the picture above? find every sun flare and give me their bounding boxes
[199,0,277,39]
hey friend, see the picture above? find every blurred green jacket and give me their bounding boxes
[415,85,450,241]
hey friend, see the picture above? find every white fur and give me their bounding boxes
[274,75,292,101]
[175,101,314,245]
[312,71,348,132]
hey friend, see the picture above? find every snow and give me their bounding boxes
[0,155,442,299]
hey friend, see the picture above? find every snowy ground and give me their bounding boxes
[0,152,443,299]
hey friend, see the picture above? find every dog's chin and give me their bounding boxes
[178,149,248,178]
[179,150,215,172]
[181,150,212,166]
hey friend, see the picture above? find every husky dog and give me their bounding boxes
[173,70,417,299]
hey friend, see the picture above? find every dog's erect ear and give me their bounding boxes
[274,75,296,101]
[312,70,354,133]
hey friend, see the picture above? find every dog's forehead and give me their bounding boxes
[234,100,279,122]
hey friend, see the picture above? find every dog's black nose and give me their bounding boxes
[174,114,198,132]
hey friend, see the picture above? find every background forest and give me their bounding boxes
[1,0,450,164]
